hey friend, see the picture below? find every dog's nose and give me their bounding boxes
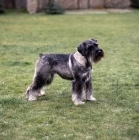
[96,49,102,55]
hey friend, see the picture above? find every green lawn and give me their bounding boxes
[0,11,139,140]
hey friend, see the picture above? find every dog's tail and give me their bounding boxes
[39,53,44,58]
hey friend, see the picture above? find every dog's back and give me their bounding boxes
[38,53,73,80]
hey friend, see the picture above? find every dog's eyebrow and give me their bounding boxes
[93,42,98,45]
[88,42,98,46]
[95,42,98,45]
[89,39,98,45]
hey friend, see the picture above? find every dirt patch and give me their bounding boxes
[66,9,132,14]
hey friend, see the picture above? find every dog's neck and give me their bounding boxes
[73,51,87,67]
[73,51,92,70]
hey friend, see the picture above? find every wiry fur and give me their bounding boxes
[26,39,104,105]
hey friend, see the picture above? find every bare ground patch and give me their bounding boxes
[66,9,132,14]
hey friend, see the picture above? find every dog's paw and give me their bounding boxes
[27,95,37,101]
[87,96,96,101]
[74,101,85,106]
[72,94,85,105]
[38,90,45,97]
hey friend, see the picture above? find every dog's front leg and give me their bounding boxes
[72,79,85,105]
[85,78,96,101]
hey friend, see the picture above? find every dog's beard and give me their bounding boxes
[93,56,102,63]
[93,50,104,63]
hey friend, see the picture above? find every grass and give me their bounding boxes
[0,10,139,140]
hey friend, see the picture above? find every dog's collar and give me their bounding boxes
[73,51,87,67]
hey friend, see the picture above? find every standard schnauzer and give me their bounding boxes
[26,39,104,105]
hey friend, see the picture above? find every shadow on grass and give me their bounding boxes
[127,126,139,140]
[0,97,24,107]
[37,92,100,107]
[37,95,50,101]
[3,61,32,67]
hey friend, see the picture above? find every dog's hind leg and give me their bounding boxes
[37,87,45,97]
[26,71,54,101]
[26,57,55,101]
[26,85,37,101]
[37,72,54,97]
[26,72,46,101]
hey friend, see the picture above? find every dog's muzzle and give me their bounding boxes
[96,49,103,57]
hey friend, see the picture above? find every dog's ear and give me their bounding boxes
[77,42,87,56]
[91,38,97,42]
[39,53,44,58]
[91,39,98,45]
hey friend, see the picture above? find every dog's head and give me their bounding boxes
[77,39,104,63]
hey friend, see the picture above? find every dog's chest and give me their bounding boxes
[81,70,92,82]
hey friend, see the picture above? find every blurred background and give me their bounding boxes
[0,0,139,14]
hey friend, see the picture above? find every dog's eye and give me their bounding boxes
[88,45,93,49]
[89,45,94,47]
[94,43,98,47]
[90,44,97,48]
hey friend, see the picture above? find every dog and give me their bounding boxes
[26,39,104,105]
